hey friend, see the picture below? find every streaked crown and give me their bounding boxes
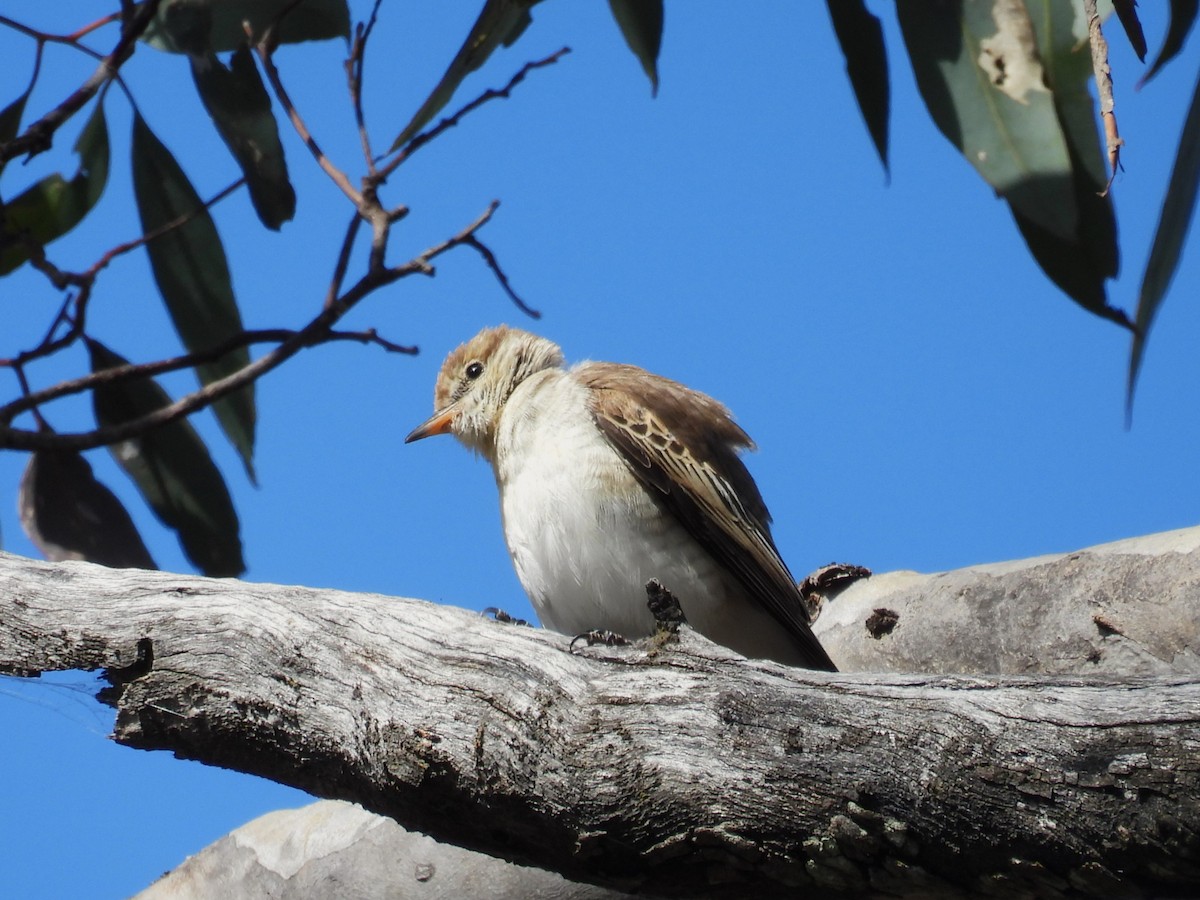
[431,325,565,456]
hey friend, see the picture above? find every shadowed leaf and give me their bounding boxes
[0,100,109,275]
[19,448,157,570]
[898,0,1077,240]
[1018,0,1122,321]
[388,0,539,153]
[827,0,889,173]
[1140,0,1198,86]
[1112,0,1148,61]
[0,85,32,179]
[607,0,663,96]
[86,339,245,577]
[142,0,350,54]
[131,112,256,481]
[1129,69,1200,408]
[898,0,1123,322]
[191,45,295,230]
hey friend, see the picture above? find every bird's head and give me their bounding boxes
[405,325,565,459]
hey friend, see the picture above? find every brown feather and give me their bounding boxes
[576,362,836,671]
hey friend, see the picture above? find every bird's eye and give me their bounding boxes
[465,360,484,380]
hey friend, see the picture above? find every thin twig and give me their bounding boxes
[0,13,114,56]
[1,178,246,371]
[463,234,540,319]
[10,365,48,431]
[253,29,362,207]
[82,178,245,280]
[346,0,384,176]
[0,327,415,427]
[1,284,90,369]
[379,47,570,179]
[0,204,498,449]
[1084,0,1123,196]
[0,0,163,163]
[325,213,364,310]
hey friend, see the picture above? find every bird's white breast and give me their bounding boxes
[493,370,729,640]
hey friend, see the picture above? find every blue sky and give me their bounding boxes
[2,3,1198,897]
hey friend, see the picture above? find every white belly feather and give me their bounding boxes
[495,371,726,640]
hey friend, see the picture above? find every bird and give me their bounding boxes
[405,325,837,671]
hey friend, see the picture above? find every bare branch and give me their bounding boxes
[0,178,246,371]
[0,326,415,431]
[1085,0,1124,195]
[345,0,384,175]
[0,12,119,50]
[325,213,364,310]
[0,203,499,450]
[2,540,1199,897]
[0,0,163,163]
[82,178,246,281]
[379,47,571,180]
[253,29,362,207]
[463,233,540,319]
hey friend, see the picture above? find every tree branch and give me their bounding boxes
[0,203,497,449]
[3,527,1199,897]
[379,47,571,178]
[1085,0,1123,195]
[253,25,362,207]
[0,0,163,163]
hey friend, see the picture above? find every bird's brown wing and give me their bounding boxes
[576,362,837,671]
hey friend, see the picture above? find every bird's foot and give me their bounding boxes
[799,563,871,619]
[569,629,629,651]
[482,607,530,627]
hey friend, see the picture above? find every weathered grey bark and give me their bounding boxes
[135,800,633,900]
[819,527,1200,676]
[2,528,1200,898]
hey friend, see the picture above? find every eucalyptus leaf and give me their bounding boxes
[826,0,889,172]
[1140,0,1198,86]
[898,0,1125,320]
[19,448,157,570]
[0,86,32,178]
[131,112,257,481]
[1129,69,1200,405]
[1111,0,1147,61]
[898,0,1078,242]
[607,0,664,96]
[1025,0,1120,294]
[191,45,295,230]
[87,339,245,577]
[0,100,109,275]
[142,0,350,54]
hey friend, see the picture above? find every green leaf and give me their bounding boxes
[1140,0,1198,86]
[0,100,109,275]
[898,0,1078,241]
[826,0,889,172]
[87,339,245,577]
[142,0,351,54]
[191,46,295,230]
[1016,0,1122,318]
[131,111,257,481]
[0,85,32,179]
[19,448,157,570]
[388,0,539,153]
[1129,68,1200,406]
[607,0,664,96]
[898,0,1123,321]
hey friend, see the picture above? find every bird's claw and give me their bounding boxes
[569,629,629,651]
[482,607,530,627]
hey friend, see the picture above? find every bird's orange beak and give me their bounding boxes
[405,406,457,443]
